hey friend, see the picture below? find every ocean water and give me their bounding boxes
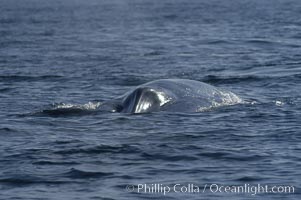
[0,0,301,199]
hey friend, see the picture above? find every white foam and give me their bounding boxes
[275,100,284,106]
[54,102,102,110]
[197,91,243,112]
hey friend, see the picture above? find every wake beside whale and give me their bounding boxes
[41,79,242,115]
[100,79,242,113]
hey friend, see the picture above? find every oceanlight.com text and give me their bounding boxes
[125,183,295,196]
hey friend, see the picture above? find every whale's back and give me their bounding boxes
[112,79,242,113]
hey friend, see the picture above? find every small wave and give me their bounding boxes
[0,75,64,82]
[0,127,15,133]
[53,139,83,145]
[245,39,301,48]
[110,76,152,86]
[0,87,12,92]
[235,176,264,182]
[0,18,19,24]
[143,50,164,56]
[140,152,198,161]
[163,14,178,20]
[204,39,234,45]
[224,154,265,162]
[245,39,276,45]
[64,168,114,179]
[198,151,265,162]
[0,176,70,186]
[197,152,228,159]
[54,144,140,155]
[32,160,78,165]
[203,75,264,84]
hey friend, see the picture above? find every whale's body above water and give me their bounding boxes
[102,79,242,113]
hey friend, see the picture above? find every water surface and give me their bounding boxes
[0,0,301,199]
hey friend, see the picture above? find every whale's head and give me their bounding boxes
[121,87,162,113]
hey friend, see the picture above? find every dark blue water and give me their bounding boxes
[1,0,301,199]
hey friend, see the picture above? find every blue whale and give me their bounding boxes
[101,79,242,113]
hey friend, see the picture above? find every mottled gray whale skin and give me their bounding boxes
[104,79,242,113]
